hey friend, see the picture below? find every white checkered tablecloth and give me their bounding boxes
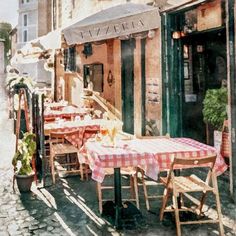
[85,138,228,183]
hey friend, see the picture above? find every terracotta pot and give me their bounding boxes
[221,132,230,158]
[15,173,34,193]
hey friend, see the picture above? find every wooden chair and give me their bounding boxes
[159,155,224,236]
[49,130,85,184]
[44,116,56,123]
[96,167,139,214]
[136,134,170,210]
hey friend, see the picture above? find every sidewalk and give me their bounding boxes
[0,74,235,235]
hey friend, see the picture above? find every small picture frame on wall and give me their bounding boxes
[184,62,189,79]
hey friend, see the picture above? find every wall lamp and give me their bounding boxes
[172,31,186,39]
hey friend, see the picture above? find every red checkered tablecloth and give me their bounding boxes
[85,141,158,183]
[65,125,100,148]
[85,137,228,183]
[44,121,100,148]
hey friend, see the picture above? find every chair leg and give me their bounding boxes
[160,188,171,221]
[198,192,207,214]
[97,183,103,214]
[173,193,181,236]
[80,163,84,181]
[212,174,225,236]
[130,175,135,199]
[133,174,140,209]
[141,170,150,211]
[50,154,56,184]
[85,164,89,181]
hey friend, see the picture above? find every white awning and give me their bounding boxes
[10,29,61,65]
[62,3,160,45]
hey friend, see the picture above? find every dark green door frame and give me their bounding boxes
[141,38,146,135]
[226,0,236,201]
[161,13,183,138]
[121,39,135,134]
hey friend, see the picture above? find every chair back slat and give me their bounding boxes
[50,129,81,144]
[136,134,170,139]
[173,155,216,169]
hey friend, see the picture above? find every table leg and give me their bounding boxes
[114,168,122,229]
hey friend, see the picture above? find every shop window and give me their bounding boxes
[83,64,103,93]
[64,46,76,72]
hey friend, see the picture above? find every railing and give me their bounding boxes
[92,92,121,121]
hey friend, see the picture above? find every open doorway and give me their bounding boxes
[162,0,227,143]
[181,29,227,143]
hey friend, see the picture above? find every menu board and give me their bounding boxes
[146,78,160,104]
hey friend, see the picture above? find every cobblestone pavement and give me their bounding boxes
[0,74,236,236]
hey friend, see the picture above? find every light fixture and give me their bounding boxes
[82,43,93,58]
[172,31,181,39]
[107,70,114,87]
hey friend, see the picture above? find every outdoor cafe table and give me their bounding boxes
[84,137,228,228]
[44,119,121,148]
[44,109,87,121]
[44,101,68,110]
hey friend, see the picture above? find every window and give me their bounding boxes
[23,30,28,42]
[64,46,76,72]
[23,14,27,27]
[83,63,104,92]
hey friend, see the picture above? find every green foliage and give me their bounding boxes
[6,74,35,92]
[12,132,36,175]
[0,22,12,64]
[202,87,227,131]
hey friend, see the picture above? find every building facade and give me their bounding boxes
[15,0,52,86]
[53,0,161,137]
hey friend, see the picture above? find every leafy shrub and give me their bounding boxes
[12,132,36,175]
[202,87,227,131]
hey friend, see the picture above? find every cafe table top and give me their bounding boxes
[45,119,118,131]
[85,137,228,183]
[44,108,87,119]
[44,102,68,110]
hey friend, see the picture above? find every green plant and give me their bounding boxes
[12,132,36,175]
[6,73,35,92]
[202,87,227,131]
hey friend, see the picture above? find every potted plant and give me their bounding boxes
[12,132,36,192]
[6,73,35,93]
[202,86,228,153]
